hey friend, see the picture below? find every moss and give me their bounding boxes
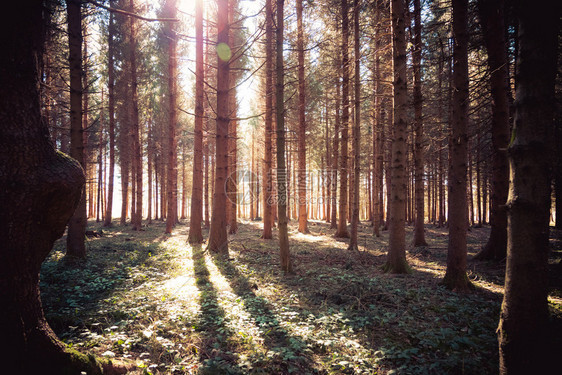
[60,348,104,375]
[382,259,412,274]
[439,271,474,292]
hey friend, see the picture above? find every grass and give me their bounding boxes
[40,219,562,374]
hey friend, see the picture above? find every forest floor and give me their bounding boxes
[41,219,562,375]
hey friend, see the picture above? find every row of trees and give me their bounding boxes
[0,0,559,372]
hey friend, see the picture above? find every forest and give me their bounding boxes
[0,0,560,374]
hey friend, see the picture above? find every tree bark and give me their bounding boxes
[262,0,274,239]
[441,0,472,291]
[384,0,409,273]
[296,0,309,233]
[412,0,427,247]
[498,1,558,372]
[0,1,102,372]
[275,0,292,274]
[348,0,361,250]
[208,0,230,255]
[165,0,178,234]
[336,0,350,238]
[129,0,142,231]
[474,0,510,261]
[188,0,205,243]
[66,0,87,259]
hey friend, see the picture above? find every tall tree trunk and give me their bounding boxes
[336,0,350,238]
[474,0,510,261]
[130,0,142,231]
[348,0,361,250]
[275,0,292,274]
[296,0,309,233]
[372,1,381,237]
[441,0,472,291]
[412,0,427,247]
[384,0,409,273]
[227,0,239,234]
[208,0,230,255]
[498,1,557,372]
[262,0,274,239]
[165,0,178,234]
[66,0,87,259]
[188,0,205,243]
[0,1,100,372]
[331,64,341,229]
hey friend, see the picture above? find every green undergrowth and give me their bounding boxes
[40,220,561,374]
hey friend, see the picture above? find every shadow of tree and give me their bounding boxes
[191,245,242,374]
[212,254,323,374]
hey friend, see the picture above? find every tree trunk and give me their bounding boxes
[474,0,510,261]
[208,0,230,255]
[129,0,142,231]
[262,0,274,239]
[441,0,472,291]
[188,0,205,244]
[331,63,341,229]
[348,0,361,250]
[66,0,87,259]
[384,0,409,273]
[498,1,557,372]
[165,0,178,234]
[275,0,292,274]
[412,0,427,247]
[0,2,102,372]
[296,0,309,233]
[336,0,350,238]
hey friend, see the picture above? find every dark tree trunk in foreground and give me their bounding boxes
[296,0,309,233]
[441,0,472,291]
[412,0,427,247]
[348,0,360,250]
[474,0,510,261]
[66,0,87,259]
[498,1,558,373]
[384,0,409,273]
[188,0,204,244]
[208,0,230,255]
[262,0,274,239]
[335,0,350,238]
[165,0,178,234]
[276,0,292,274]
[0,2,107,372]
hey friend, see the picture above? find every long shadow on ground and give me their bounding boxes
[191,245,243,374]
[212,254,324,374]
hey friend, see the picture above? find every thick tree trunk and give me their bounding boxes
[384,0,409,273]
[412,0,427,247]
[165,0,178,234]
[188,0,205,244]
[66,0,87,259]
[348,0,361,250]
[498,1,557,372]
[474,0,510,261]
[0,2,104,372]
[208,0,230,255]
[441,0,472,291]
[275,0,292,274]
[296,0,309,233]
[262,0,274,239]
[336,0,350,238]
